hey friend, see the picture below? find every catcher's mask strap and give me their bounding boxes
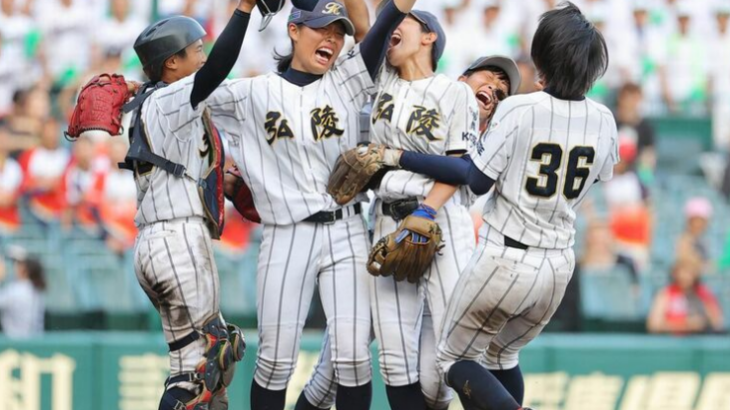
[168,331,200,351]
[259,13,275,31]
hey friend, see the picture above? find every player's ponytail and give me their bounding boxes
[531,1,608,100]
[273,44,294,73]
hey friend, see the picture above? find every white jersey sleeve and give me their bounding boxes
[597,111,620,182]
[331,44,376,109]
[446,82,480,153]
[146,74,205,142]
[207,78,250,137]
[471,97,523,181]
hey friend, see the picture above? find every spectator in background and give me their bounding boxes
[624,1,666,111]
[710,4,730,151]
[0,246,45,338]
[0,128,22,235]
[95,0,146,56]
[616,82,656,183]
[603,138,652,269]
[18,117,70,223]
[62,135,102,233]
[647,256,723,335]
[0,0,38,115]
[676,197,713,268]
[659,3,709,115]
[98,138,137,254]
[36,0,92,85]
[580,219,639,282]
[4,86,49,156]
[515,55,538,94]
[0,32,16,117]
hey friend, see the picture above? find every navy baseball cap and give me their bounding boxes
[463,55,521,96]
[409,10,447,68]
[376,1,446,69]
[288,0,355,36]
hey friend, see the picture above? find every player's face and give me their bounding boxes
[387,17,432,68]
[41,119,60,149]
[460,69,509,123]
[179,40,207,77]
[291,23,346,75]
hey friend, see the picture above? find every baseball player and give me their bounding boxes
[206,0,420,409]
[376,3,618,409]
[297,54,522,410]
[119,1,257,408]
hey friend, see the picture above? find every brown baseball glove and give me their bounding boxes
[65,74,136,140]
[327,143,387,205]
[367,215,443,283]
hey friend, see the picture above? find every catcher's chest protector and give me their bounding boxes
[121,83,226,238]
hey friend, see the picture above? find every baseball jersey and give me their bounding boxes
[209,45,374,225]
[472,91,619,249]
[370,68,479,203]
[133,74,218,227]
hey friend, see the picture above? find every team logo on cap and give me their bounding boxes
[323,2,343,15]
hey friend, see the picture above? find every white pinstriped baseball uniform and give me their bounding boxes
[369,68,478,409]
[209,45,376,390]
[437,91,619,374]
[132,74,226,388]
[300,66,480,409]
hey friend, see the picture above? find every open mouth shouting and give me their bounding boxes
[388,32,402,52]
[476,90,494,111]
[315,46,335,66]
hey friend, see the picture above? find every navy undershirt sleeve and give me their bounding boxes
[190,10,251,108]
[359,0,407,79]
[399,151,496,195]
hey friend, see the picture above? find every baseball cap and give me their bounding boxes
[376,1,447,68]
[676,1,693,17]
[4,245,28,262]
[684,197,713,219]
[409,10,447,68]
[288,0,355,36]
[463,55,521,96]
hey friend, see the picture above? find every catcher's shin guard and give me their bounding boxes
[163,317,246,409]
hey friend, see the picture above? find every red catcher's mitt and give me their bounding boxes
[66,74,133,140]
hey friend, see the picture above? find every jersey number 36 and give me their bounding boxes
[525,143,595,200]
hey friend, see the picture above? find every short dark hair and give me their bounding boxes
[23,258,46,292]
[147,47,188,82]
[531,1,608,100]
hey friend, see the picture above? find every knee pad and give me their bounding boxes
[165,317,246,409]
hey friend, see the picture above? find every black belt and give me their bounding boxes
[381,198,419,220]
[304,203,362,224]
[504,235,529,250]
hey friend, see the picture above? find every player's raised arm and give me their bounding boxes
[189,0,257,108]
[356,0,413,78]
[341,0,371,42]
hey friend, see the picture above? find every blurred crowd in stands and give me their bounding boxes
[1,0,730,336]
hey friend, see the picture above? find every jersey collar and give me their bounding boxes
[543,87,586,101]
[281,67,323,87]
